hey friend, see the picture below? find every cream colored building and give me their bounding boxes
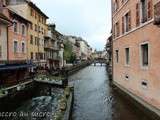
[8,0,48,67]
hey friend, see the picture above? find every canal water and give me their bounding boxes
[69,64,151,120]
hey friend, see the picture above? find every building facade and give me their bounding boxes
[112,0,160,117]
[44,24,64,69]
[8,0,48,67]
[0,0,11,62]
[0,13,10,62]
[7,8,30,62]
[0,1,32,88]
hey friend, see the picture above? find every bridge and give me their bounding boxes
[93,58,107,66]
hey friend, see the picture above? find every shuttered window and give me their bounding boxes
[122,17,124,34]
[124,11,131,33]
[141,0,147,23]
[128,11,131,30]
[136,3,140,26]
[115,22,120,37]
[154,1,160,25]
[147,0,153,20]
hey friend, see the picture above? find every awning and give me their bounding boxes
[0,64,35,71]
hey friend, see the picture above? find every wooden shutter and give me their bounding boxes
[128,11,131,30]
[154,1,160,25]
[136,3,140,26]
[122,17,124,34]
[117,22,120,37]
[148,0,153,20]
[113,24,115,39]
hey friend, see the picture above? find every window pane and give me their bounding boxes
[125,48,130,65]
[141,44,148,66]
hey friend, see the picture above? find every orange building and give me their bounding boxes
[7,8,30,62]
[112,0,160,118]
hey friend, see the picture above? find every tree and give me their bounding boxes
[64,41,76,63]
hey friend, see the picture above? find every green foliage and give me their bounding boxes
[64,41,76,63]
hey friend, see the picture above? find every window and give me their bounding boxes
[30,8,34,16]
[35,37,37,45]
[39,15,41,22]
[30,35,33,44]
[116,50,119,63]
[147,0,152,19]
[37,38,40,46]
[141,0,147,23]
[124,11,131,32]
[136,3,140,26]
[141,43,148,67]
[35,24,37,31]
[41,28,43,34]
[154,1,160,25]
[125,48,130,65]
[22,42,25,53]
[38,26,40,33]
[14,41,18,53]
[115,22,120,37]
[35,52,38,60]
[22,25,25,36]
[13,22,18,33]
[114,0,119,12]
[31,52,34,59]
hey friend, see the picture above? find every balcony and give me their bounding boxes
[154,1,160,25]
[47,55,61,61]
[44,44,60,51]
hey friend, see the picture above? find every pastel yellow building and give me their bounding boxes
[8,0,48,66]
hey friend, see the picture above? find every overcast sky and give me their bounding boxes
[32,0,111,51]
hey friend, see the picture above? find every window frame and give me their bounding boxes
[125,47,130,66]
[13,21,18,33]
[140,0,148,23]
[115,49,119,63]
[21,24,26,36]
[13,40,18,53]
[21,41,26,53]
[139,42,149,69]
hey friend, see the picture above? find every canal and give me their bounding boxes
[1,64,152,120]
[69,64,150,120]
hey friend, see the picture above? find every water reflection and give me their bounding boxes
[69,65,150,120]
